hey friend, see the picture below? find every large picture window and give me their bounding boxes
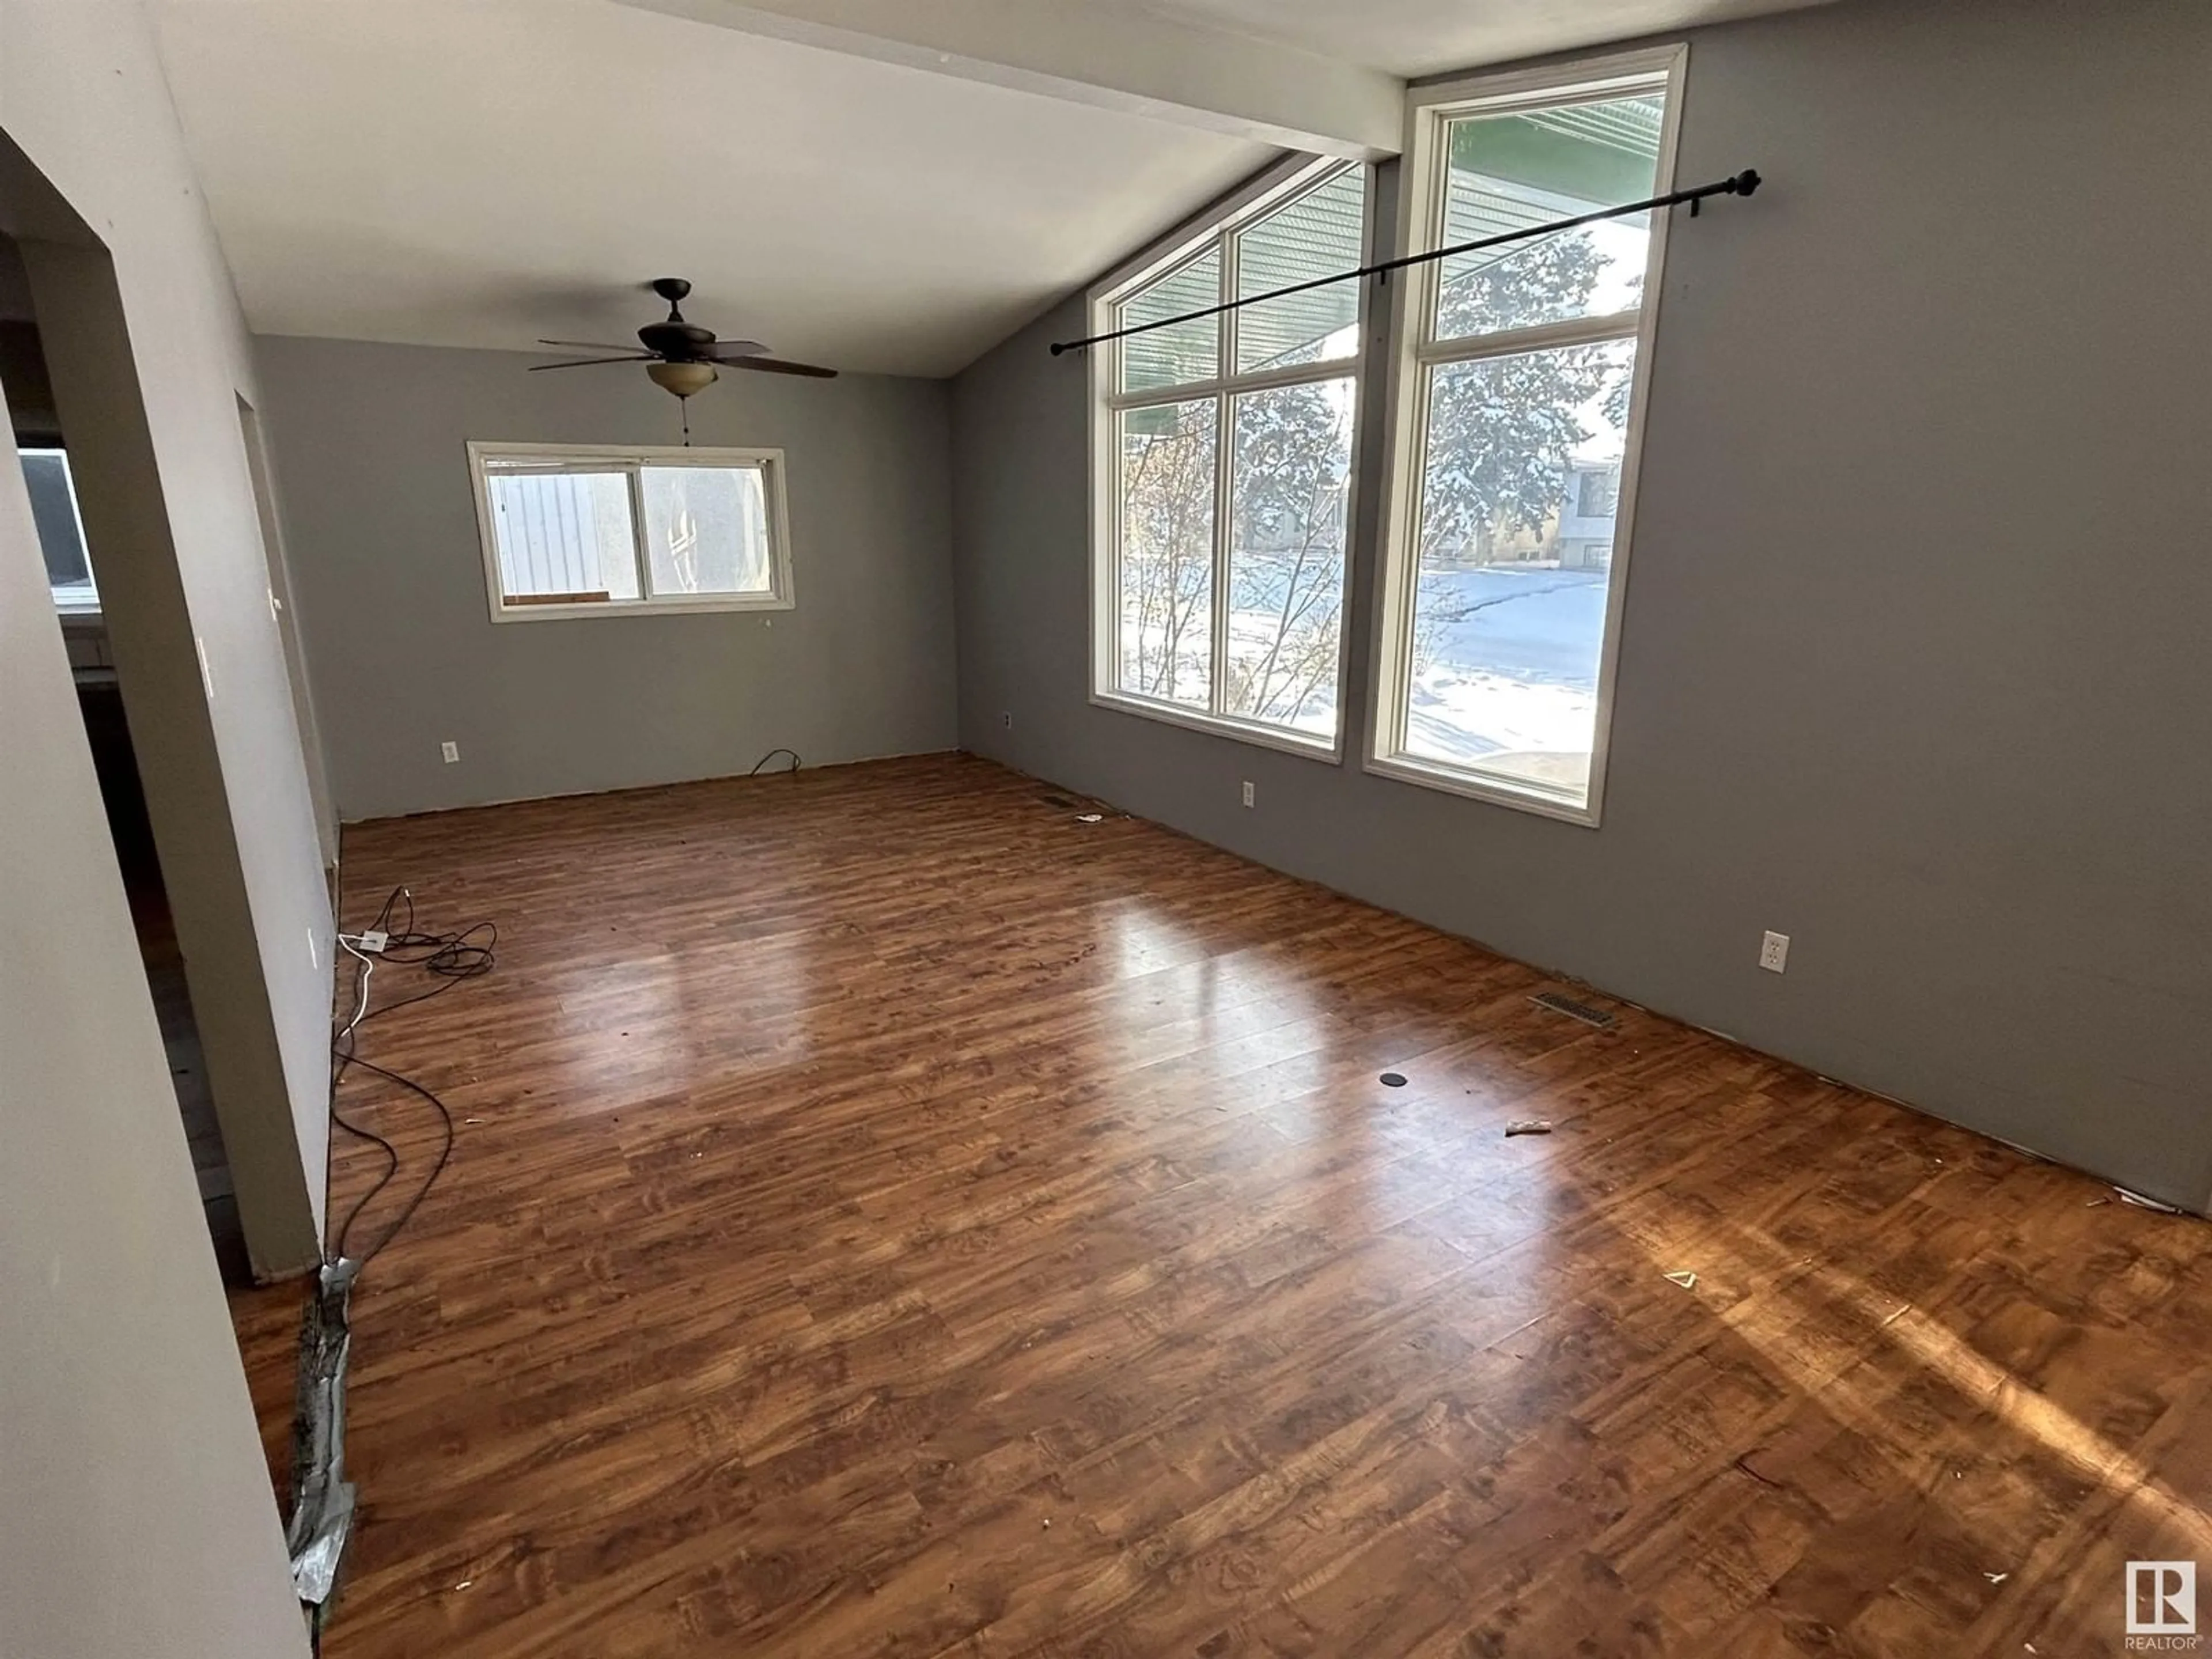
[1090,159,1368,753]
[1370,50,1684,821]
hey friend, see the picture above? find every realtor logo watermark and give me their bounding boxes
[2128,1561,2200,1650]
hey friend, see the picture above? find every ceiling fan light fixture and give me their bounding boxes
[531,281,836,389]
[647,360,718,399]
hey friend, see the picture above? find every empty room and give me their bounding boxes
[3,1,2208,1656]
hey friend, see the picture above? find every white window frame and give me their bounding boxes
[1086,154,1373,760]
[466,441,794,623]
[1367,46,1687,826]
[20,446,101,615]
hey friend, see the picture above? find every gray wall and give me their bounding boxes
[2,6,338,1281]
[1,1,320,1653]
[256,335,956,820]
[951,0,2212,1213]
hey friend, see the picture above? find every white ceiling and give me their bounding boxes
[148,0,1271,377]
[150,0,1831,378]
[1123,0,1834,79]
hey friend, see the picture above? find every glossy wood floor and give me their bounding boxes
[230,753,2212,1658]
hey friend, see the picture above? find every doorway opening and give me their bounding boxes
[3,232,249,1279]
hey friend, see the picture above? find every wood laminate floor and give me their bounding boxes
[230,753,2212,1658]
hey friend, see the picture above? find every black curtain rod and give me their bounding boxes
[1049,168,1761,357]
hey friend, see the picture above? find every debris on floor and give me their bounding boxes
[1662,1270,1698,1289]
[2116,1187,2186,1214]
[1504,1119,1553,1137]
[1378,1072,1408,1088]
[1984,1571,2009,1584]
[1075,813,1103,823]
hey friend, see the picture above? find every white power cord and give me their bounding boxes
[335,932,380,1044]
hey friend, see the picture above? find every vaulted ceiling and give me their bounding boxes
[149,0,1832,378]
[1112,0,1833,81]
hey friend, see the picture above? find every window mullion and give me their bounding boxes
[1104,353,1362,412]
[624,464,652,600]
[1111,410,1130,695]
[1418,309,1642,366]
[1209,388,1233,719]
[1219,226,1238,391]
[1209,231,1236,719]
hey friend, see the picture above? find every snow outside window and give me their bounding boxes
[1092,159,1369,754]
[468,444,793,622]
[1371,51,1684,823]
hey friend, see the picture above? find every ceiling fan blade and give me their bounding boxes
[706,340,770,361]
[528,355,655,371]
[536,339,646,353]
[722,354,838,378]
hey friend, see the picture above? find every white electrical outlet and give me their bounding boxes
[441,740,460,764]
[1241,781,1255,808]
[1759,930,1791,974]
[1001,711,1013,730]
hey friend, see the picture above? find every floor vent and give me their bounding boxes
[1531,990,1616,1028]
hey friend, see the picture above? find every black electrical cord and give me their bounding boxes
[749,747,801,777]
[324,889,409,1256]
[327,886,495,1266]
[329,1050,456,1267]
[357,898,496,1024]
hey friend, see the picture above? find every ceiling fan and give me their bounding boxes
[531,277,836,398]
